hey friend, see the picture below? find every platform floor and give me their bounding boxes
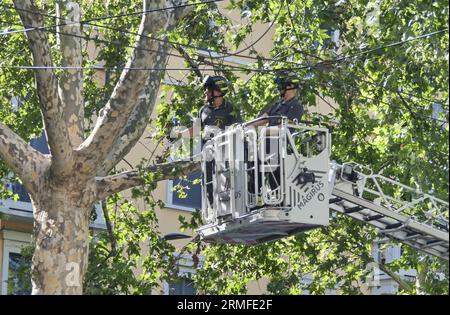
[198,208,321,245]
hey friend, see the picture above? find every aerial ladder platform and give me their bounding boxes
[197,118,449,260]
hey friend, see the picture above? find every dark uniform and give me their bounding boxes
[264,97,303,190]
[199,100,242,131]
[202,101,241,208]
[249,72,305,197]
[200,75,241,208]
[262,96,304,126]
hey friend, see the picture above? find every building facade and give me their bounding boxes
[0,1,415,295]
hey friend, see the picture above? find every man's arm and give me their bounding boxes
[181,127,194,138]
[245,102,273,128]
[286,102,304,123]
[246,115,269,128]
[175,106,205,138]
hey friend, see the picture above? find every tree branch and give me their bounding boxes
[175,45,203,79]
[396,91,418,120]
[80,0,191,172]
[378,263,414,293]
[96,160,201,200]
[97,39,203,177]
[97,5,208,178]
[0,122,49,195]
[415,255,428,295]
[13,0,74,176]
[56,1,84,147]
[96,45,172,176]
[100,199,117,256]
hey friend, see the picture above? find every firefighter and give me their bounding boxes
[200,75,242,133]
[200,75,241,208]
[176,75,241,139]
[176,75,241,208]
[247,71,304,198]
[252,71,304,127]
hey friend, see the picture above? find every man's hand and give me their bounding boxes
[203,125,222,140]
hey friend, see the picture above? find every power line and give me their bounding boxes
[77,0,224,23]
[331,29,449,63]
[5,3,447,72]
[362,78,449,110]
[1,20,279,74]
[359,71,449,108]
[0,20,189,61]
[316,78,449,125]
[326,68,449,111]
[1,57,446,125]
[75,2,309,64]
[0,0,225,36]
[286,0,323,62]
[2,3,299,67]
[2,6,448,112]
[327,62,449,110]
[206,1,282,58]
[0,10,294,72]
[83,21,285,64]
[3,1,288,65]
[2,28,447,72]
[190,2,282,63]
[0,23,291,74]
[312,80,448,124]
[286,3,448,106]
[0,65,275,72]
[266,0,448,106]
[0,19,284,73]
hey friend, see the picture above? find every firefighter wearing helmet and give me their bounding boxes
[263,71,304,126]
[175,75,241,139]
[246,71,304,197]
[199,75,241,131]
[200,75,241,209]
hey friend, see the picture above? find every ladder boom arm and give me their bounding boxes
[330,162,449,260]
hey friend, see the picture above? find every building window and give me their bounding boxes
[10,181,31,203]
[168,277,197,295]
[6,252,31,295]
[1,232,32,295]
[166,171,202,211]
[163,254,198,295]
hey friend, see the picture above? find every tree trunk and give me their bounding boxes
[31,180,96,295]
[3,0,194,295]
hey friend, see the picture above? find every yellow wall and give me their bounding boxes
[0,1,334,295]
[111,2,334,295]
